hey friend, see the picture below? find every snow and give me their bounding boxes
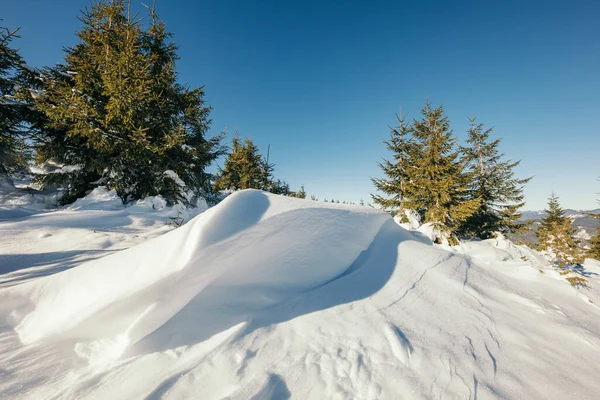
[1,189,600,399]
[163,170,186,187]
[67,186,123,211]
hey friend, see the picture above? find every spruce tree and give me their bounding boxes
[292,185,306,199]
[214,135,266,191]
[239,138,265,189]
[537,193,584,267]
[589,228,600,261]
[34,1,222,204]
[405,102,479,243]
[371,112,416,218]
[0,25,37,177]
[458,118,532,239]
[214,134,243,192]
[588,191,600,261]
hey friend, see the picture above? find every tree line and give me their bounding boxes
[371,101,600,263]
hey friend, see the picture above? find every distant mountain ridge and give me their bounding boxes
[520,208,600,221]
[515,208,600,247]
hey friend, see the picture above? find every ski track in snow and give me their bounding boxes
[1,190,600,399]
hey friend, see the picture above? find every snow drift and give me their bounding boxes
[1,190,600,399]
[2,190,389,363]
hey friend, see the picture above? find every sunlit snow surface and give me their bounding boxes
[1,190,599,399]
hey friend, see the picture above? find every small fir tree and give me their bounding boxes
[588,191,600,260]
[537,193,584,267]
[214,135,292,195]
[458,118,532,239]
[589,227,600,261]
[214,135,263,191]
[290,185,306,199]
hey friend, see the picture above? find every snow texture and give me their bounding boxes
[1,189,600,399]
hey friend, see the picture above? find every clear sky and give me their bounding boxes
[3,0,599,210]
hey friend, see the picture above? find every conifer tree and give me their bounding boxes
[458,118,532,239]
[34,1,223,204]
[213,135,262,191]
[537,193,584,267]
[371,113,416,217]
[214,135,280,192]
[588,190,600,260]
[291,185,306,199]
[589,228,600,261]
[405,102,479,243]
[0,25,38,177]
[213,134,243,192]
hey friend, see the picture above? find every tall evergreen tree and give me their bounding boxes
[371,112,417,217]
[405,102,479,243]
[0,25,37,177]
[458,118,532,239]
[537,193,584,267]
[34,0,223,204]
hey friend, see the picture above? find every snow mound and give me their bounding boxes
[3,190,389,364]
[67,186,123,211]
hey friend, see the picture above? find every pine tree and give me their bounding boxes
[290,185,306,199]
[142,5,224,203]
[537,193,584,267]
[0,25,37,177]
[214,135,271,192]
[405,102,479,243]
[371,112,416,218]
[214,134,261,191]
[458,118,532,239]
[589,228,600,261]
[588,190,600,260]
[34,1,222,204]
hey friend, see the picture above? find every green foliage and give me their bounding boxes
[588,191,600,260]
[373,101,479,243]
[214,134,264,191]
[458,118,531,239]
[0,25,38,175]
[214,134,297,196]
[290,185,306,199]
[371,112,415,216]
[33,0,223,204]
[588,228,600,261]
[537,193,584,267]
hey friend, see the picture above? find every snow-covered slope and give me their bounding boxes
[1,190,599,399]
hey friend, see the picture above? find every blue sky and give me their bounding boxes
[4,0,599,210]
